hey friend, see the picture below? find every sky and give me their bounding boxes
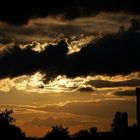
[0,0,140,137]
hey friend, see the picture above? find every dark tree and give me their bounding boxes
[73,129,90,140]
[89,127,99,138]
[43,125,70,140]
[111,111,128,133]
[0,108,15,125]
[0,109,25,140]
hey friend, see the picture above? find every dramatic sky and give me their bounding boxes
[0,0,140,137]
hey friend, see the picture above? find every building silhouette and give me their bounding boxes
[136,88,140,127]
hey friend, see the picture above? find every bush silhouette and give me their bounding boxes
[43,125,70,140]
[0,109,25,140]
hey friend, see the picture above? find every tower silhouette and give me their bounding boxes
[136,88,140,127]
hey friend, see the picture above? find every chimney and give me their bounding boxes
[136,88,140,127]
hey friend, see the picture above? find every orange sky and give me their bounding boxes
[0,73,137,136]
[0,13,140,137]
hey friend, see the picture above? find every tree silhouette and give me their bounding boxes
[89,127,99,138]
[73,129,90,140]
[0,108,15,125]
[44,125,70,140]
[0,109,139,140]
[72,127,99,140]
[0,109,25,140]
[111,111,128,133]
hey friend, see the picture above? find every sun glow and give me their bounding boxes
[68,35,94,54]
[28,72,45,88]
[0,72,140,93]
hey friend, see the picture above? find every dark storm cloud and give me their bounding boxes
[0,19,140,80]
[64,19,140,77]
[87,79,140,88]
[0,0,140,25]
[113,90,136,96]
[0,40,68,79]
[78,86,94,92]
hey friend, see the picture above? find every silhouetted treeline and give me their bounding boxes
[0,109,140,140]
[0,109,25,140]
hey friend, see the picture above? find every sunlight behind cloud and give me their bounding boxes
[28,72,45,88]
[68,35,94,54]
[0,72,140,93]
[0,1,140,138]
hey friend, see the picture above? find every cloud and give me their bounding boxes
[27,117,82,127]
[0,12,136,45]
[0,99,136,120]
[87,79,140,88]
[0,20,140,80]
[113,90,136,96]
[78,86,94,92]
[0,20,94,44]
[0,40,68,79]
[38,100,136,118]
[0,0,140,25]
[64,19,140,77]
